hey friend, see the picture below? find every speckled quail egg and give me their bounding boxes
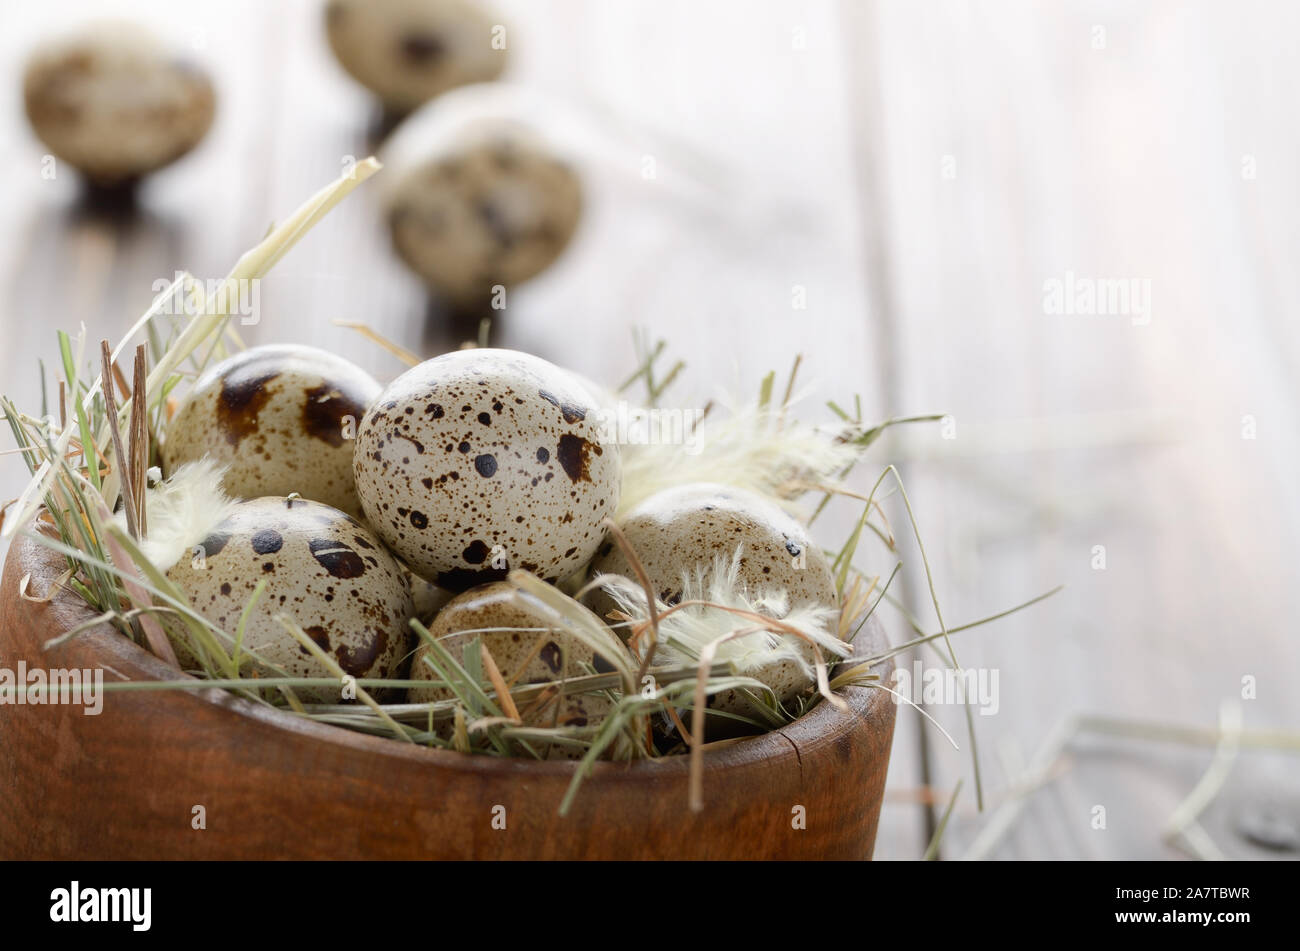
[588,482,838,615]
[325,0,507,115]
[165,496,413,703]
[353,348,620,591]
[163,345,382,519]
[585,482,840,720]
[23,23,215,186]
[403,563,455,623]
[409,581,629,758]
[385,123,583,309]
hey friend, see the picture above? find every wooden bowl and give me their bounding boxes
[0,534,896,860]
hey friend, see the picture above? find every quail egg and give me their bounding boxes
[587,482,838,615]
[408,581,628,758]
[325,0,506,115]
[585,482,840,721]
[353,348,620,591]
[403,563,455,622]
[385,123,583,308]
[163,345,381,519]
[23,23,215,186]
[165,496,413,703]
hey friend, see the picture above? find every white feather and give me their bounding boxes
[113,458,237,572]
[593,548,850,684]
[616,400,860,517]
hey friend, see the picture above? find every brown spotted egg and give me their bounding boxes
[584,482,839,721]
[353,348,620,591]
[408,581,630,758]
[165,496,413,703]
[162,345,381,519]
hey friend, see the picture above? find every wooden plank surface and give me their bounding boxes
[0,1,925,857]
[851,0,1300,858]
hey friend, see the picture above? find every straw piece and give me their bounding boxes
[99,341,137,540]
[600,517,660,683]
[100,526,179,669]
[129,345,149,538]
[480,642,522,723]
[332,320,420,367]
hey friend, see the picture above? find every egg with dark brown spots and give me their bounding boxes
[353,348,619,590]
[408,581,630,758]
[164,497,413,703]
[162,344,381,519]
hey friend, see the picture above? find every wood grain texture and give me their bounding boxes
[0,532,895,860]
[850,0,1300,859]
[0,0,911,857]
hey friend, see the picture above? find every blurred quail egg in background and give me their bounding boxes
[324,0,507,115]
[380,83,602,312]
[23,21,215,186]
[384,123,582,309]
